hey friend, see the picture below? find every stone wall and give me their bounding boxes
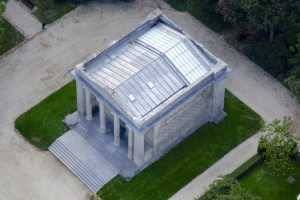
[154,84,214,154]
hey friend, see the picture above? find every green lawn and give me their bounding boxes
[32,0,76,25]
[15,81,76,150]
[0,17,24,55]
[98,91,263,200]
[240,162,300,200]
[15,80,262,199]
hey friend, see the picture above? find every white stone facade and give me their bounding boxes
[71,11,229,173]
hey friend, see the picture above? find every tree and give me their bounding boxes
[0,1,6,41]
[285,33,300,102]
[217,0,300,42]
[0,1,4,14]
[258,118,298,176]
[199,177,261,200]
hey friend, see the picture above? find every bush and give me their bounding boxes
[258,118,298,176]
[242,39,291,78]
[198,176,261,200]
[217,0,300,42]
[167,0,231,32]
[285,33,300,102]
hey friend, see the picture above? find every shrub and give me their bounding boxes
[258,118,298,176]
[217,0,300,42]
[198,176,261,200]
[285,33,300,102]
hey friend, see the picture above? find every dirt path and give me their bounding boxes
[0,1,299,200]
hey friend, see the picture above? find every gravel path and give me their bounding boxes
[0,1,299,200]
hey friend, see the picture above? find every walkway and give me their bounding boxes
[170,133,261,200]
[0,1,299,200]
[3,0,42,38]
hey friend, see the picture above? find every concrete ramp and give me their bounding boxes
[49,130,119,192]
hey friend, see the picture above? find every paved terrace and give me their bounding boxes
[0,1,299,200]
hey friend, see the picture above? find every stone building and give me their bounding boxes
[49,11,229,192]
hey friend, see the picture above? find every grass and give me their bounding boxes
[98,91,263,200]
[240,161,300,200]
[32,0,76,25]
[15,80,262,199]
[0,17,24,55]
[230,154,262,179]
[15,81,76,150]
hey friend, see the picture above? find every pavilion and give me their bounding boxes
[49,10,229,192]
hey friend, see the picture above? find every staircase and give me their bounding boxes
[49,130,119,192]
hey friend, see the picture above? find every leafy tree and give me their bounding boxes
[0,1,6,43]
[258,118,298,176]
[217,0,300,42]
[0,1,4,14]
[199,177,261,200]
[285,33,300,102]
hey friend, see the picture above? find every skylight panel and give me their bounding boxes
[128,94,136,102]
[147,81,154,89]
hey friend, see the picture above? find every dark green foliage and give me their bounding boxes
[33,0,133,24]
[0,17,24,55]
[15,81,77,150]
[0,1,5,14]
[285,33,300,102]
[98,91,262,200]
[242,38,291,78]
[33,0,76,24]
[217,0,300,42]
[199,177,261,200]
[166,0,186,11]
[167,0,231,32]
[0,1,24,55]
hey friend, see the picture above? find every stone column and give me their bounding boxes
[113,113,120,146]
[153,122,161,154]
[85,88,92,121]
[211,79,226,124]
[134,132,144,166]
[127,127,133,160]
[98,99,106,134]
[76,79,85,116]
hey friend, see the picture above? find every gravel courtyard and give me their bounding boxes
[0,1,299,200]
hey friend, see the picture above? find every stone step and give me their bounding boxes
[49,130,119,192]
[49,141,101,192]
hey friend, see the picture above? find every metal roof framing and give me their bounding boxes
[73,11,229,133]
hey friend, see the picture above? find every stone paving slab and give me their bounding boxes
[3,0,42,38]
